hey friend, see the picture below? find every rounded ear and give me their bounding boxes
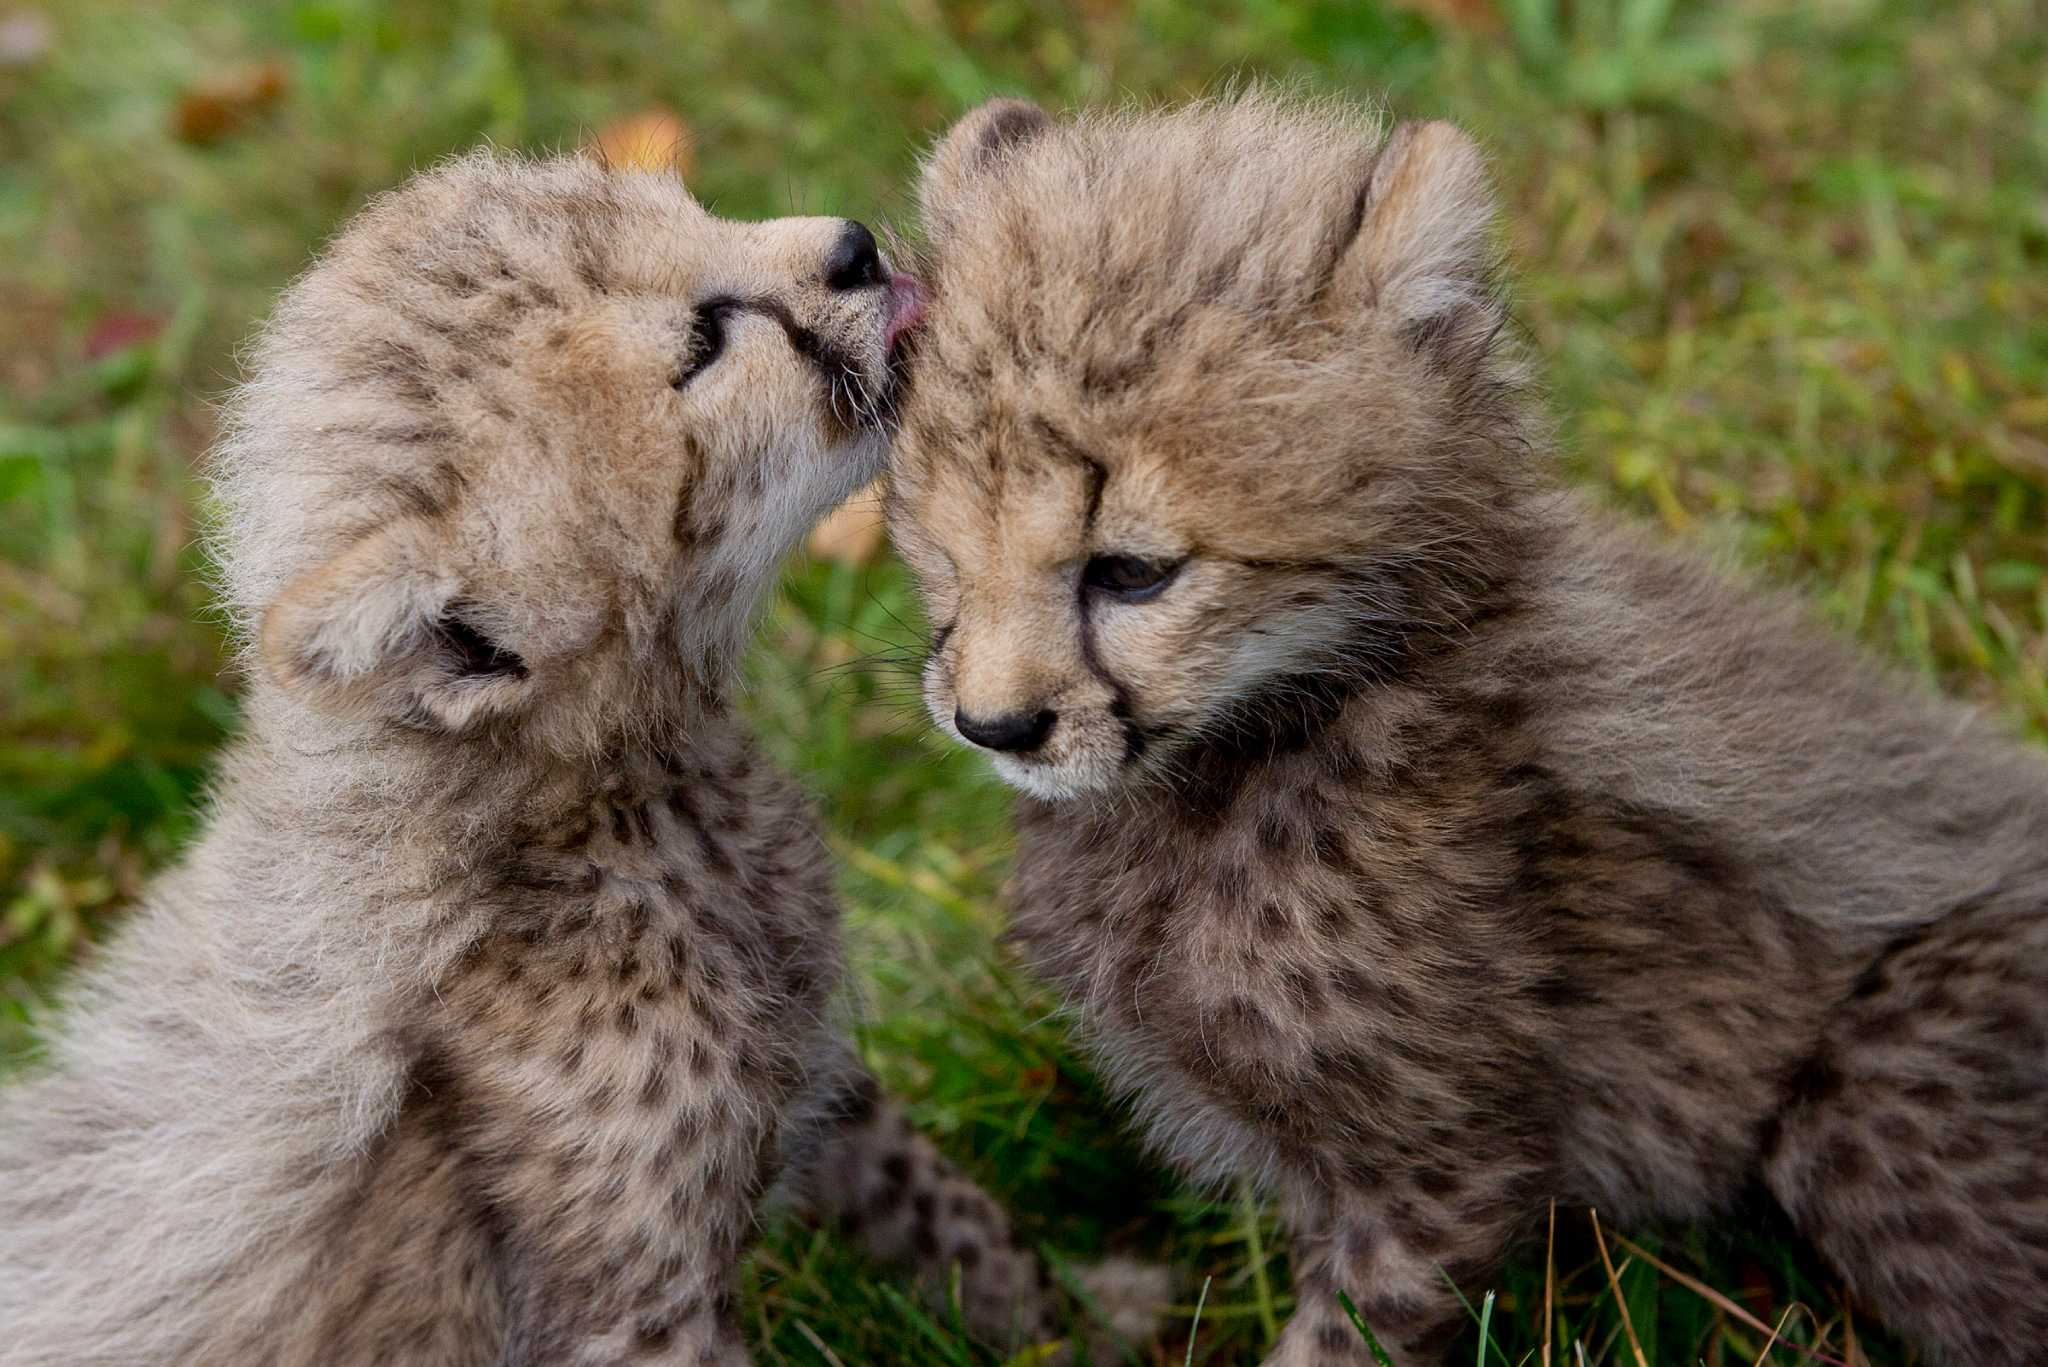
[259,524,530,731]
[919,98,1052,242]
[1321,120,1503,378]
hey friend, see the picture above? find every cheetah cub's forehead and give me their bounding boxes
[211,150,919,754]
[891,95,1539,800]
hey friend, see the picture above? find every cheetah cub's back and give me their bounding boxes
[0,151,1155,1366]
[890,94,2048,1366]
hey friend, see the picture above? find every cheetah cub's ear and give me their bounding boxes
[1326,119,1503,380]
[919,97,1052,244]
[259,523,530,731]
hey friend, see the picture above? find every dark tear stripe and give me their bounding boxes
[1074,585,1147,766]
[670,479,693,549]
[669,434,708,549]
[1031,413,1137,762]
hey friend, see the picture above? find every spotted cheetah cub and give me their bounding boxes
[0,151,1149,1366]
[889,95,2048,1365]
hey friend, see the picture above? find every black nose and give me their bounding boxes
[824,220,884,291]
[955,707,1056,754]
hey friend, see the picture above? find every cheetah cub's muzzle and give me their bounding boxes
[710,217,927,435]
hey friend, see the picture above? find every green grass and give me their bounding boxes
[4,0,2044,1361]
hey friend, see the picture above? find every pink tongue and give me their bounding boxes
[884,272,928,354]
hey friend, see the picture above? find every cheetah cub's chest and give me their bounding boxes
[441,729,841,1177]
[1006,741,1550,1190]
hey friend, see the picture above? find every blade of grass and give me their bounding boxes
[792,1319,848,1367]
[1476,1289,1496,1365]
[1440,1268,1515,1364]
[1238,1181,1280,1346]
[1336,1289,1398,1367]
[873,1283,976,1367]
[1753,1302,1798,1367]
[1541,1201,1556,1367]
[1185,1275,1212,1367]
[1615,1237,1851,1367]
[1589,1209,1649,1367]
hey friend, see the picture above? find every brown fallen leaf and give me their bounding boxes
[591,106,694,175]
[172,57,288,145]
[807,482,887,565]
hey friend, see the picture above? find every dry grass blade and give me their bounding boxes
[1588,1210,1648,1367]
[1541,1201,1555,1367]
[1615,1237,1851,1367]
[1754,1303,1799,1366]
[793,1319,847,1367]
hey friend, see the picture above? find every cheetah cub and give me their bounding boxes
[0,152,1153,1366]
[889,95,2048,1365]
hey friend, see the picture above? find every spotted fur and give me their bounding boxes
[0,151,1154,1365]
[889,94,2048,1364]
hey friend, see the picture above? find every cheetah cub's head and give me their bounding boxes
[214,151,923,756]
[890,95,1537,801]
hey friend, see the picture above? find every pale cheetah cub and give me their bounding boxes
[0,151,1153,1366]
[889,95,2048,1365]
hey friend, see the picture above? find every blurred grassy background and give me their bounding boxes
[2,0,2044,1362]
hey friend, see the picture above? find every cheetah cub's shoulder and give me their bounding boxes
[0,151,1157,1367]
[892,94,2048,1366]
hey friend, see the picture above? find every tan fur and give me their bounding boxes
[0,151,1156,1366]
[891,94,2048,1365]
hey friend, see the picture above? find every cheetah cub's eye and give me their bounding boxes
[672,300,732,390]
[1081,554,1182,603]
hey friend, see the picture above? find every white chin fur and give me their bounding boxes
[988,755,1102,802]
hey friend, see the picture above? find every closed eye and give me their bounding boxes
[1081,553,1183,602]
[672,299,732,389]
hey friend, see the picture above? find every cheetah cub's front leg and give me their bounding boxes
[1258,1185,1527,1367]
[791,1059,1173,1363]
